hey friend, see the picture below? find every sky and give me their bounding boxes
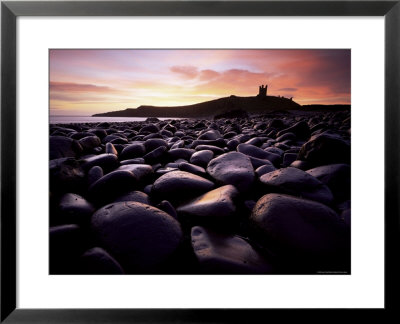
[50,49,351,116]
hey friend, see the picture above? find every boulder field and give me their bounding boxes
[49,111,350,274]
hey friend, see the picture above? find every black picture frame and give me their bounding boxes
[1,0,399,322]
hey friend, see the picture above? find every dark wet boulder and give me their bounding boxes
[81,153,119,172]
[87,166,103,187]
[78,136,101,152]
[191,138,226,148]
[177,185,239,222]
[143,146,168,164]
[144,138,168,152]
[195,145,225,155]
[168,148,195,161]
[306,164,351,202]
[58,193,95,225]
[91,202,183,272]
[207,152,255,192]
[113,190,150,205]
[297,132,350,167]
[157,200,177,219]
[227,139,239,151]
[50,136,83,160]
[277,121,310,140]
[191,226,273,274]
[120,143,146,160]
[139,124,159,134]
[79,247,124,274]
[178,162,207,177]
[70,132,96,140]
[259,167,334,205]
[190,150,214,168]
[255,164,276,178]
[237,143,281,166]
[152,170,214,203]
[275,132,296,143]
[120,158,146,165]
[282,153,298,167]
[50,157,85,194]
[89,170,138,205]
[250,193,349,272]
[290,160,312,170]
[50,224,87,274]
[198,129,222,140]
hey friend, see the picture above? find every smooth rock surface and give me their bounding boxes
[207,152,255,192]
[152,171,214,203]
[177,185,239,221]
[91,202,183,271]
[259,167,334,205]
[191,226,273,274]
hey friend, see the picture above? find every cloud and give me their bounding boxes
[170,65,199,79]
[278,88,298,92]
[199,69,220,80]
[50,81,114,93]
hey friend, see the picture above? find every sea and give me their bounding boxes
[50,116,178,124]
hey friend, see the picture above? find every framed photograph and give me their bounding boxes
[2,0,399,322]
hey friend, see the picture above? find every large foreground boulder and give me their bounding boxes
[91,202,183,272]
[250,193,349,272]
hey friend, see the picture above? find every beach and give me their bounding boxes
[49,110,351,275]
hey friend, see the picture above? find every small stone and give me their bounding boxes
[189,150,214,167]
[105,142,118,155]
[120,143,146,160]
[81,153,119,172]
[157,200,177,219]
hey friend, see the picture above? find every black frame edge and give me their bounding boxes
[1,2,17,322]
[385,0,400,316]
[1,0,399,323]
[2,1,398,16]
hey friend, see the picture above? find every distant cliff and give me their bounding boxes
[92,95,303,118]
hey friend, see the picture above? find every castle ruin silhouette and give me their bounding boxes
[258,84,268,98]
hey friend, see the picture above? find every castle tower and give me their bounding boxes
[258,84,268,97]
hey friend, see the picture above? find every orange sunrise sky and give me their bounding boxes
[50,49,351,116]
